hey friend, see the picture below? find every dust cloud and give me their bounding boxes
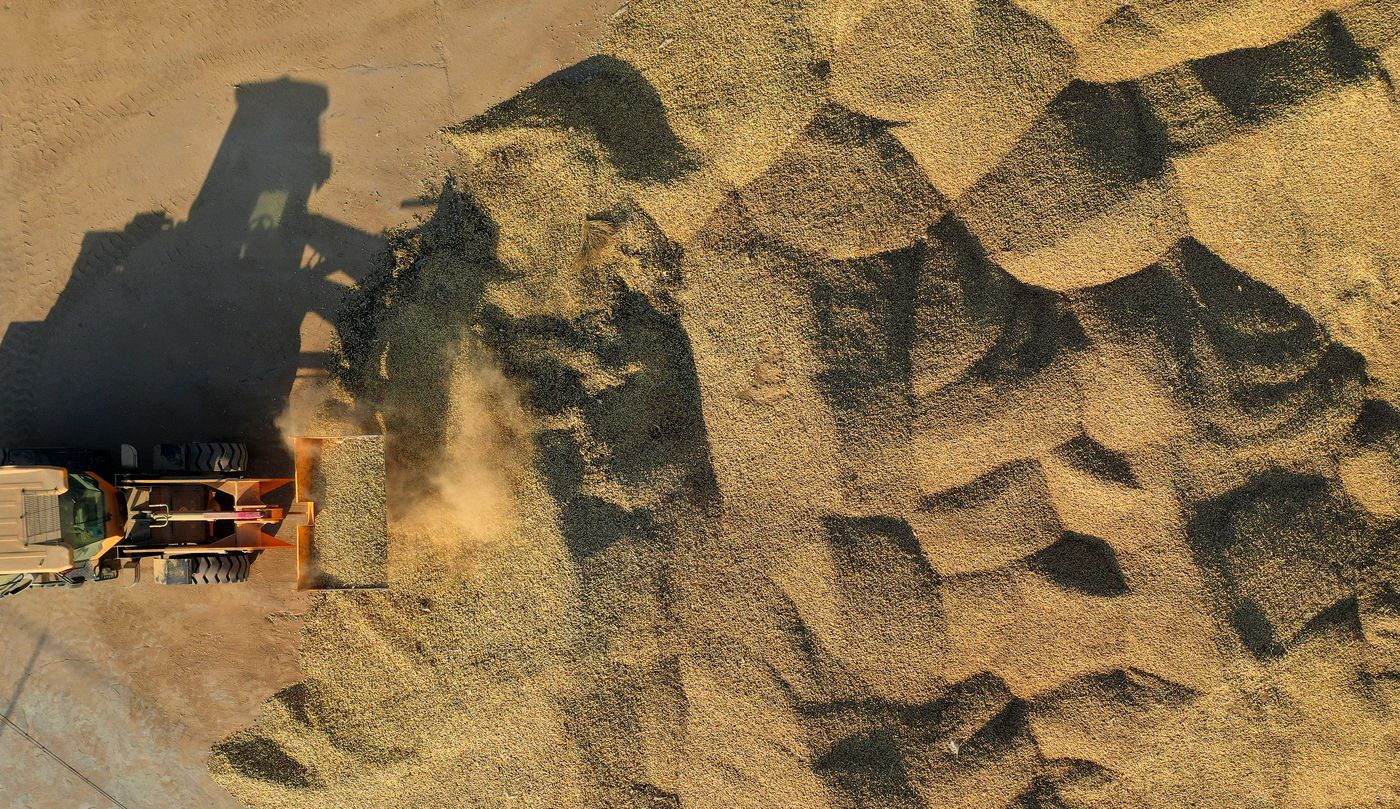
[396,341,536,556]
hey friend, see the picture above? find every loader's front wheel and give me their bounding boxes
[186,442,248,474]
[154,442,249,475]
[0,574,35,599]
[155,553,254,585]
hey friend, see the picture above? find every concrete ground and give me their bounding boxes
[0,2,613,806]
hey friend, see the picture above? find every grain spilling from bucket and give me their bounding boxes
[304,435,388,589]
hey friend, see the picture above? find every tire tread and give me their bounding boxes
[184,553,253,584]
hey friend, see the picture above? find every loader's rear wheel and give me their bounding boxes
[0,574,35,599]
[174,553,254,585]
[0,447,112,474]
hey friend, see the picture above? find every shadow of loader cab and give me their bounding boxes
[0,77,383,471]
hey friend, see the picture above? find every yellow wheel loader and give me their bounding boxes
[0,436,387,599]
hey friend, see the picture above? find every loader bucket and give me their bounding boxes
[292,435,389,591]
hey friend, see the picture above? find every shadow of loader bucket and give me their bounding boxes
[291,435,389,591]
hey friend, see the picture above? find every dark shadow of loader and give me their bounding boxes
[0,77,383,471]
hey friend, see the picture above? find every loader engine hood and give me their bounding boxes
[0,466,76,575]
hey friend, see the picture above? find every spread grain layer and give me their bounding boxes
[210,1,1400,806]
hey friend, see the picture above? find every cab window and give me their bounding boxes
[59,473,109,558]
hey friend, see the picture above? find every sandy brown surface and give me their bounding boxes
[0,2,613,807]
[209,1,1399,807]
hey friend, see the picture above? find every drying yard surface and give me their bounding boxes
[212,1,1400,808]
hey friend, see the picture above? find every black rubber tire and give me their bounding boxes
[183,442,249,474]
[0,574,35,599]
[187,553,254,584]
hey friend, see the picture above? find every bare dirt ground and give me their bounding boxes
[0,2,614,806]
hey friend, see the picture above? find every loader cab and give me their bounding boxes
[0,465,124,580]
[59,471,124,562]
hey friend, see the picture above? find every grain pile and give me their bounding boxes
[211,1,1400,806]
